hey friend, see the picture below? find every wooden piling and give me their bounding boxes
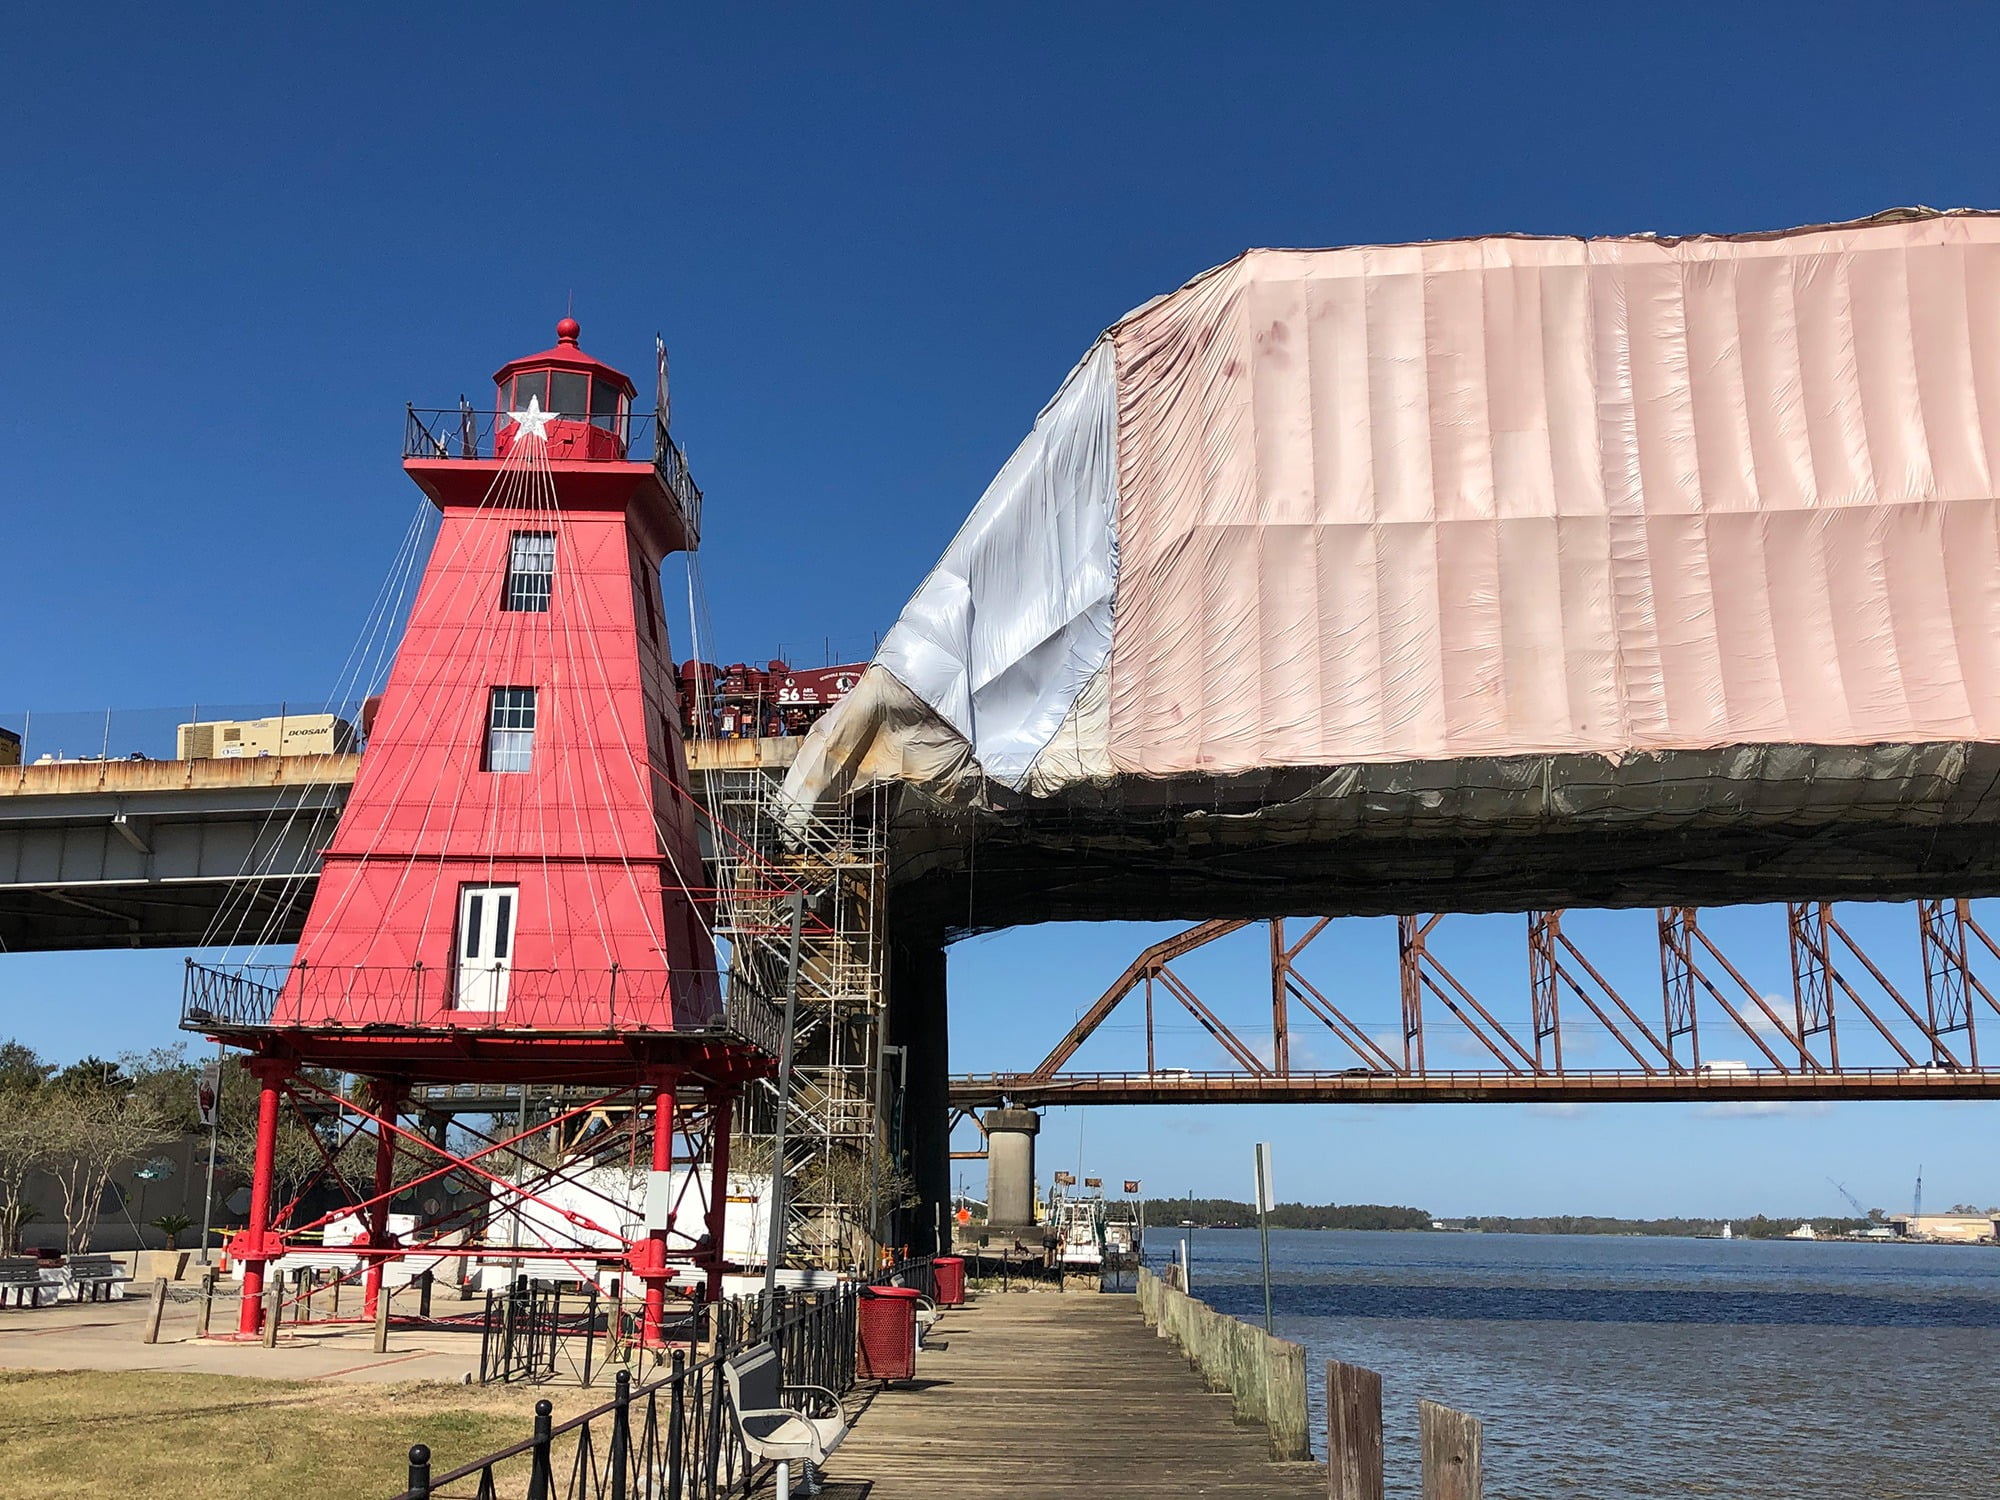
[261,1283,281,1347]
[196,1268,217,1337]
[373,1278,392,1352]
[1419,1399,1482,1500]
[1262,1334,1310,1461]
[1325,1360,1384,1500]
[141,1277,169,1344]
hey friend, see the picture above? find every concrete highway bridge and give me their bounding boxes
[11,733,2000,1095]
[0,738,795,952]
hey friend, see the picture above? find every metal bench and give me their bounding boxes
[722,1341,848,1500]
[64,1255,132,1302]
[911,1292,943,1346]
[0,1257,47,1309]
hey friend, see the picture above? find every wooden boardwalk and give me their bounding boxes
[816,1292,1323,1498]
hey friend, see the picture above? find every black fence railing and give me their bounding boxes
[181,960,784,1057]
[402,406,703,546]
[869,1255,938,1300]
[393,1283,859,1500]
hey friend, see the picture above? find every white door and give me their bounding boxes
[456,884,518,1011]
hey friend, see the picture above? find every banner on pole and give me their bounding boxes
[1253,1142,1275,1214]
[196,1061,222,1128]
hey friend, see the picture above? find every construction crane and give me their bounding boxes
[1827,1178,1871,1220]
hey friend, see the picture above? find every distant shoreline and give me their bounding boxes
[1161,1219,1990,1243]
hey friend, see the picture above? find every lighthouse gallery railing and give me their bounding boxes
[182,960,781,1052]
[402,406,703,548]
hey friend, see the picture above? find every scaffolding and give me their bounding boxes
[702,765,892,1271]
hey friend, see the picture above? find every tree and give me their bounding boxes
[0,1041,57,1253]
[0,1091,55,1254]
[41,1069,173,1253]
[55,1056,127,1093]
[0,1040,52,1092]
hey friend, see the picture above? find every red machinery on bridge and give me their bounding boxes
[676,659,864,741]
[185,320,778,1345]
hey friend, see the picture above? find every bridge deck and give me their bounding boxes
[0,739,787,950]
[819,1292,1320,1499]
[951,1067,2000,1107]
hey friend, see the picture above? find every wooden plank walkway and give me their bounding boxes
[816,1292,1323,1498]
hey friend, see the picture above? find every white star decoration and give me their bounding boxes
[509,394,557,443]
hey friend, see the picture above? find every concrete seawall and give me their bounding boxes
[1137,1266,1311,1461]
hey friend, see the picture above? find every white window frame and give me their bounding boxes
[502,531,556,612]
[485,687,538,773]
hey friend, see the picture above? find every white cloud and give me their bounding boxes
[1697,1100,1833,1120]
[1740,996,1796,1039]
[1527,1102,1590,1118]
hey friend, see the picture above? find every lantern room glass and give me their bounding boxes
[501,370,628,440]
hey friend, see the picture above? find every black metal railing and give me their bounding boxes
[181,960,782,1055]
[402,407,703,547]
[392,1283,858,1500]
[182,960,280,1029]
[869,1255,938,1300]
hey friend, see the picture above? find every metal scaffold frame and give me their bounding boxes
[702,767,891,1271]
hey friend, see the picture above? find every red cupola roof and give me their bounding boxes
[493,317,637,399]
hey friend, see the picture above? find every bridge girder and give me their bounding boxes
[0,761,348,950]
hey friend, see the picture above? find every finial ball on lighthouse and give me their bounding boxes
[556,316,581,344]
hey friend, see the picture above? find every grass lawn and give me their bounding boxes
[0,1369,542,1499]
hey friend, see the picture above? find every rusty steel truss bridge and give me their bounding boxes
[947,900,2000,1110]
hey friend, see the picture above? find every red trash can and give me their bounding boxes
[857,1285,922,1380]
[933,1255,966,1307]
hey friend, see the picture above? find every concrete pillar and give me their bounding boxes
[889,935,952,1254]
[981,1107,1040,1227]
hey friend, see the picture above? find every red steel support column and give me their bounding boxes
[1399,916,1428,1073]
[234,1061,290,1337]
[640,1076,678,1351]
[1270,920,1291,1076]
[702,1088,734,1304]
[362,1081,402,1322]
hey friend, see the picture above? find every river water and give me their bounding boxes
[1160,1228,1999,1498]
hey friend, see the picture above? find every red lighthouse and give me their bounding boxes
[290,317,712,1022]
[188,321,774,1345]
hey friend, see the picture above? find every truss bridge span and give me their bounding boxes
[948,902,2000,1112]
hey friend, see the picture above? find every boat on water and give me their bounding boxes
[1048,1180,1107,1270]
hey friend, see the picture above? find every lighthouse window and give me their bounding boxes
[590,378,622,432]
[508,371,547,411]
[484,687,538,773]
[503,531,556,612]
[549,370,588,419]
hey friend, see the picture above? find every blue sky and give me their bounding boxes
[5,5,1999,1219]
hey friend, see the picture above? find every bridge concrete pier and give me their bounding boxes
[889,935,952,1255]
[981,1107,1040,1227]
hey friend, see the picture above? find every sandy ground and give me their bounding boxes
[0,1286,498,1383]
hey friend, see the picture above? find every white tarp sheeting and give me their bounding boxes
[872,338,1118,787]
[787,210,2000,814]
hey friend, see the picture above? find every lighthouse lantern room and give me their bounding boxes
[493,315,633,461]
